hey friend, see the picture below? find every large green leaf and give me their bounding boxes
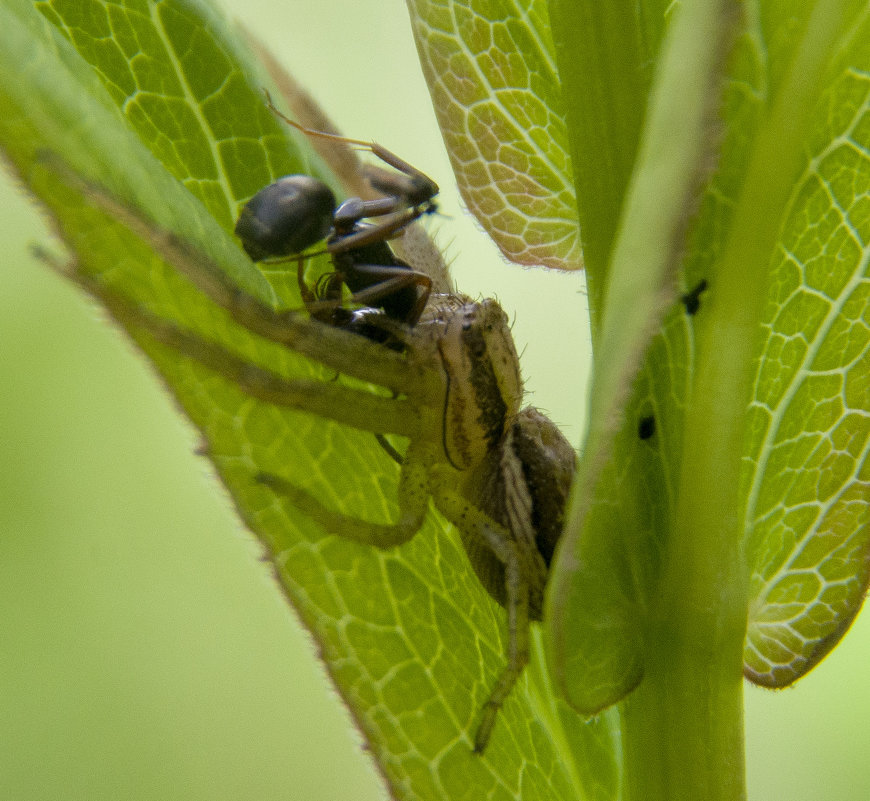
[407,0,581,270]
[741,41,870,686]
[0,0,615,798]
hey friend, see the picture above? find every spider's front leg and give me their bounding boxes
[42,245,438,551]
[31,243,425,444]
[43,158,418,395]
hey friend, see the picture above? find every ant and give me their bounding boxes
[234,98,440,338]
[681,278,708,316]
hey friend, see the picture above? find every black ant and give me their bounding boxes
[234,100,439,338]
[681,278,708,316]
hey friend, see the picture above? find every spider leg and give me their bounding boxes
[257,444,430,548]
[44,157,418,396]
[35,248,420,438]
[474,559,530,754]
[433,490,531,754]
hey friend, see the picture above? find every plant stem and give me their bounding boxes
[621,524,747,801]
[621,646,746,800]
[620,4,852,797]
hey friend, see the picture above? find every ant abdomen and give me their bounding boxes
[235,175,336,261]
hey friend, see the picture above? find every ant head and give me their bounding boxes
[364,165,439,211]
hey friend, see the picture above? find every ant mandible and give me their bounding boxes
[234,96,439,336]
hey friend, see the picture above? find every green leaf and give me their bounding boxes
[407,0,581,270]
[548,0,668,315]
[546,0,741,714]
[0,0,616,797]
[741,22,870,686]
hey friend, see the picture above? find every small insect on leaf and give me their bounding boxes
[681,278,709,315]
[638,415,656,440]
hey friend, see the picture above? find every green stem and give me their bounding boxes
[622,627,746,801]
[621,3,849,798]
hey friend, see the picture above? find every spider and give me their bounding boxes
[43,158,576,754]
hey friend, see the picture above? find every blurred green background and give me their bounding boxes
[1,2,867,799]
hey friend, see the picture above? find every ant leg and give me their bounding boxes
[296,257,347,325]
[296,256,318,307]
[265,92,439,206]
[257,442,430,548]
[296,258,430,331]
[300,251,417,466]
[341,264,431,317]
[329,207,433,255]
[333,195,404,223]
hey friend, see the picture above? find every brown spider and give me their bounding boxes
[41,158,576,753]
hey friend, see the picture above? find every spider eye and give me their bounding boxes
[234,175,336,261]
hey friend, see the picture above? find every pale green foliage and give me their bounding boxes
[407,0,581,269]
[742,64,870,684]
[2,0,870,799]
